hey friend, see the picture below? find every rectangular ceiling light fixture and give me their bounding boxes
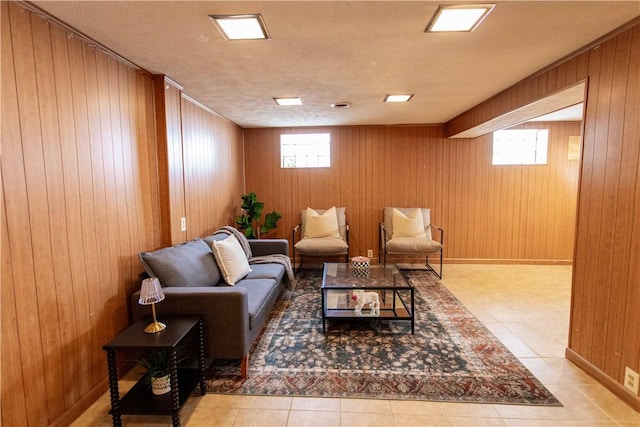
[426,4,495,32]
[274,97,303,106]
[209,14,270,40]
[384,94,414,103]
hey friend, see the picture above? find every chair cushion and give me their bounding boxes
[294,236,349,255]
[304,206,340,238]
[392,208,427,239]
[384,207,433,241]
[211,234,252,286]
[387,237,442,254]
[139,239,221,287]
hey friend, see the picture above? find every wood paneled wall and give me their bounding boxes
[243,121,580,263]
[1,2,163,425]
[180,95,244,240]
[569,24,640,410]
[1,3,244,425]
[154,77,186,246]
[445,19,640,410]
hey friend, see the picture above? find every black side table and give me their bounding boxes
[103,315,207,427]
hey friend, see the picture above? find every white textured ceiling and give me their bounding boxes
[32,1,640,128]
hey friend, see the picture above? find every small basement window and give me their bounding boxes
[492,129,549,165]
[280,133,331,168]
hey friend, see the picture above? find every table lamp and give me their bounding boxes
[139,277,166,333]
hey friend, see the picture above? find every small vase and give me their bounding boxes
[151,374,171,395]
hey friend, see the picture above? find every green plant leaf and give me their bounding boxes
[244,227,258,239]
[235,214,252,230]
[236,193,280,239]
[260,211,282,235]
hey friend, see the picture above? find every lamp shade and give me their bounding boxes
[139,278,165,305]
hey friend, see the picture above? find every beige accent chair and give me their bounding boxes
[379,207,443,278]
[292,207,349,273]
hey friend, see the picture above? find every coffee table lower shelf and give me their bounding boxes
[323,302,414,333]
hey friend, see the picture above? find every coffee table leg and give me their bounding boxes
[411,288,415,334]
[321,290,326,333]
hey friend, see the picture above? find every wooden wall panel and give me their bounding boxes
[155,76,186,246]
[443,18,640,410]
[243,121,580,264]
[569,24,640,409]
[1,2,163,425]
[181,96,244,239]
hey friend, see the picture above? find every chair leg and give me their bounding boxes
[424,253,442,279]
[295,254,303,276]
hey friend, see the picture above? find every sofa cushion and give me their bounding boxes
[234,278,280,330]
[211,234,252,286]
[245,263,286,282]
[139,239,221,287]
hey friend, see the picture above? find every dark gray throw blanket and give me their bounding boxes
[212,226,294,285]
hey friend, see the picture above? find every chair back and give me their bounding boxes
[300,207,347,240]
[383,207,433,241]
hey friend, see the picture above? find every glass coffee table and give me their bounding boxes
[321,263,414,333]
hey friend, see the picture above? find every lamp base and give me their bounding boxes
[144,321,166,334]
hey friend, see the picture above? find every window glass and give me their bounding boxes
[492,129,549,165]
[280,133,331,168]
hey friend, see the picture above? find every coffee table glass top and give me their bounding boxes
[321,262,410,289]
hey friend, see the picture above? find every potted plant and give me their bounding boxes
[235,192,281,239]
[136,347,187,395]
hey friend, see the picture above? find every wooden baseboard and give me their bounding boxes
[443,258,572,265]
[50,378,110,427]
[565,348,640,412]
[309,258,573,266]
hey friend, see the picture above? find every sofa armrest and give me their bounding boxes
[249,238,289,257]
[131,286,251,359]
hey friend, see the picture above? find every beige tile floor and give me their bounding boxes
[73,264,640,427]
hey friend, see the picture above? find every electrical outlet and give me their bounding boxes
[180,217,187,232]
[367,249,373,257]
[624,367,640,395]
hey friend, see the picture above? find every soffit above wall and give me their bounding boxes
[449,82,587,138]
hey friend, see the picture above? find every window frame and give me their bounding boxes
[280,133,331,169]
[492,128,549,166]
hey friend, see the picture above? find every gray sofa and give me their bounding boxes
[131,233,289,378]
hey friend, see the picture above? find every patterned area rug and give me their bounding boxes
[206,269,561,406]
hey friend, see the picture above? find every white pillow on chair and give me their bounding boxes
[211,234,252,285]
[304,206,340,238]
[391,208,427,239]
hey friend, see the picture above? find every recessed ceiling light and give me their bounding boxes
[426,4,495,32]
[384,94,414,103]
[274,97,302,106]
[209,14,270,40]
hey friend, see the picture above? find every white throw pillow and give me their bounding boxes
[304,206,340,238]
[211,234,252,286]
[391,208,427,239]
